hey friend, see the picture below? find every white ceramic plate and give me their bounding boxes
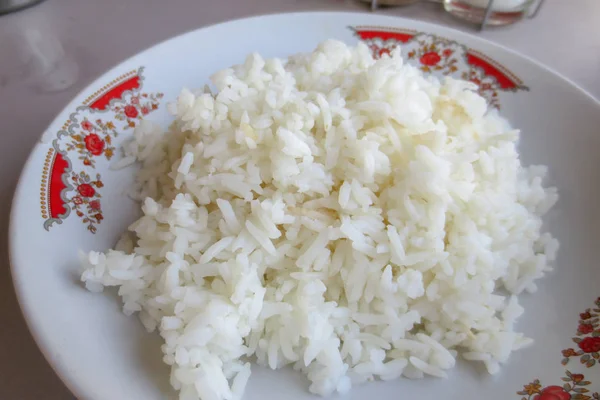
[10,12,600,400]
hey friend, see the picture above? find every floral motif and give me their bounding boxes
[112,92,163,129]
[41,67,164,233]
[578,337,600,354]
[581,312,593,321]
[68,171,104,233]
[534,386,571,400]
[563,348,579,358]
[77,183,96,198]
[522,381,543,396]
[461,67,503,109]
[562,297,600,368]
[420,51,442,66]
[377,47,391,58]
[405,38,459,75]
[518,371,599,400]
[519,296,600,399]
[579,324,595,335]
[65,118,117,168]
[354,27,528,109]
[81,120,94,131]
[84,133,105,156]
[404,37,502,107]
[124,105,138,119]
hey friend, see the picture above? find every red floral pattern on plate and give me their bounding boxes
[408,41,459,75]
[69,172,104,233]
[562,297,600,368]
[419,51,442,66]
[519,296,600,399]
[578,323,593,334]
[113,93,163,129]
[518,371,599,400]
[84,134,105,156]
[65,118,117,168]
[352,26,528,109]
[40,67,163,233]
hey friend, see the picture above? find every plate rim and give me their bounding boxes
[9,10,600,400]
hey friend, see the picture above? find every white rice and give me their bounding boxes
[81,40,559,400]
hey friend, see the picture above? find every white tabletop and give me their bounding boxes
[1,0,598,398]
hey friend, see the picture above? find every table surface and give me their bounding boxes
[1,0,599,398]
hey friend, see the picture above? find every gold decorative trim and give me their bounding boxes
[40,148,55,220]
[82,69,138,106]
[467,48,524,88]
[352,25,418,36]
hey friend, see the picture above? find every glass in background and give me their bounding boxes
[443,0,542,26]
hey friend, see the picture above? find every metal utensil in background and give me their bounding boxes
[0,0,45,15]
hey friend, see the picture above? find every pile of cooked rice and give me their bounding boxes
[81,40,558,400]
